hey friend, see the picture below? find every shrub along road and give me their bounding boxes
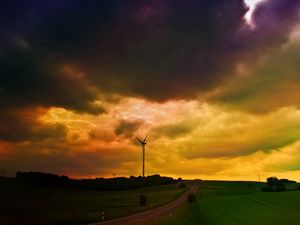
[89,185,199,225]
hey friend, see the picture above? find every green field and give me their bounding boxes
[0,177,185,225]
[149,180,300,225]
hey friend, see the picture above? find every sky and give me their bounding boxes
[1,0,300,181]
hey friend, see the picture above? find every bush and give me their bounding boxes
[139,194,147,206]
[187,193,196,202]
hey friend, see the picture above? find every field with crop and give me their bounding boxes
[149,180,300,225]
[0,177,185,225]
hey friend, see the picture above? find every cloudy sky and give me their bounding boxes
[1,0,300,181]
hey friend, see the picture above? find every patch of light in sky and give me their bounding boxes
[244,0,266,25]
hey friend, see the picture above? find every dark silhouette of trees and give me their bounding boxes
[261,176,287,192]
[279,178,296,183]
[16,171,176,191]
[16,171,70,187]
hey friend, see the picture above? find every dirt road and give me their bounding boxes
[89,185,198,225]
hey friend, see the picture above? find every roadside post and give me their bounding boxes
[101,211,105,221]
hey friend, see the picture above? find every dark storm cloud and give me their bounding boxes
[0,0,103,114]
[47,0,300,101]
[62,0,249,101]
[1,0,300,108]
[1,0,246,106]
[0,45,101,114]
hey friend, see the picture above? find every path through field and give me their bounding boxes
[90,186,198,225]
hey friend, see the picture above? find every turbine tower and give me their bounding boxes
[137,135,147,177]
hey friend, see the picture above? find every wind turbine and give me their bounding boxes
[137,135,147,177]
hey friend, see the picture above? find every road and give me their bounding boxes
[89,185,198,225]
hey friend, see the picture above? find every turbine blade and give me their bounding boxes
[136,137,143,144]
[143,135,148,143]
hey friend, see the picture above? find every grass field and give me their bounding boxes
[148,180,300,225]
[0,177,185,225]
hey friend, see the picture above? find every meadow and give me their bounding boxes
[0,177,185,225]
[148,180,300,225]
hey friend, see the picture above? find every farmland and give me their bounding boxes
[149,180,300,225]
[2,177,300,225]
[0,177,186,225]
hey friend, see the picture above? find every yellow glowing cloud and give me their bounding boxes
[32,98,300,181]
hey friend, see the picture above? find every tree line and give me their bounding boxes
[16,171,177,191]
